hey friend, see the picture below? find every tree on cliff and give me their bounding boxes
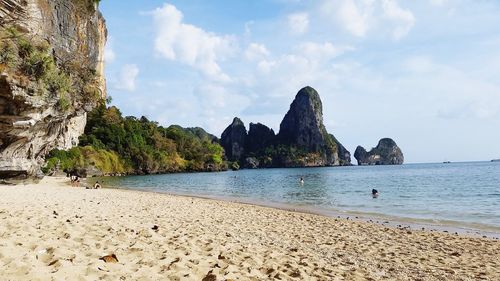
[43,104,227,175]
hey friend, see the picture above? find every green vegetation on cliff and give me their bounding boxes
[43,105,227,176]
[44,146,127,175]
[0,26,102,111]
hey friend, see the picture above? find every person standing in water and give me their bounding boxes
[372,189,379,198]
[299,177,304,184]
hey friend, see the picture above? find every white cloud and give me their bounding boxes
[332,0,375,37]
[116,64,139,92]
[257,59,277,74]
[242,41,355,118]
[104,40,116,63]
[245,43,270,61]
[296,42,354,61]
[381,0,415,40]
[320,0,414,40]
[287,12,309,35]
[193,83,252,133]
[152,3,236,82]
[397,55,500,121]
[404,56,434,73]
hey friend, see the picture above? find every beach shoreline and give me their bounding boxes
[1,177,499,280]
[95,180,500,240]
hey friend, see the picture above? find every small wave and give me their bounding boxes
[336,204,367,208]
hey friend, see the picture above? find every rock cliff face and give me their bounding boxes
[331,135,351,166]
[354,138,404,165]
[246,123,275,153]
[220,117,247,161]
[220,86,350,168]
[278,86,339,166]
[0,0,107,180]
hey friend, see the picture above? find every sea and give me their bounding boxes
[99,161,500,236]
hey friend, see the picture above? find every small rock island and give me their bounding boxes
[354,138,404,165]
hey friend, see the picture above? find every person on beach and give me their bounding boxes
[93,181,101,189]
[372,189,379,198]
[69,171,81,187]
[70,173,76,187]
[75,176,80,188]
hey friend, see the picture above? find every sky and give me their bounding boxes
[99,0,500,164]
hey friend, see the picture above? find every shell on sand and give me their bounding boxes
[100,254,118,263]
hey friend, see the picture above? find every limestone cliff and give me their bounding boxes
[220,86,350,168]
[0,0,107,180]
[277,86,339,166]
[354,138,404,165]
[331,134,351,166]
[220,117,247,162]
[246,122,275,154]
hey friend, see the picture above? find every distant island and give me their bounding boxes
[492,159,500,162]
[354,139,404,166]
[220,86,352,169]
[221,86,404,170]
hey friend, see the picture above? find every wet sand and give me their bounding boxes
[0,177,499,280]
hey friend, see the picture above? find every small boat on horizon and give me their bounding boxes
[443,161,451,164]
[492,159,500,162]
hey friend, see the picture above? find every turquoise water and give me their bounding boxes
[100,161,500,231]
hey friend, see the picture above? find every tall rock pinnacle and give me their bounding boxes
[278,86,340,166]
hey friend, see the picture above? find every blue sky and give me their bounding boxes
[100,0,500,163]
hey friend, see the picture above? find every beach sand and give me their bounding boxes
[0,177,499,280]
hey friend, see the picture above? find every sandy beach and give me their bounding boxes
[0,177,499,280]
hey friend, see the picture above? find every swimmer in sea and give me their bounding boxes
[300,177,304,184]
[372,189,379,198]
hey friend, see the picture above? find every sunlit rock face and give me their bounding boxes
[0,0,107,180]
